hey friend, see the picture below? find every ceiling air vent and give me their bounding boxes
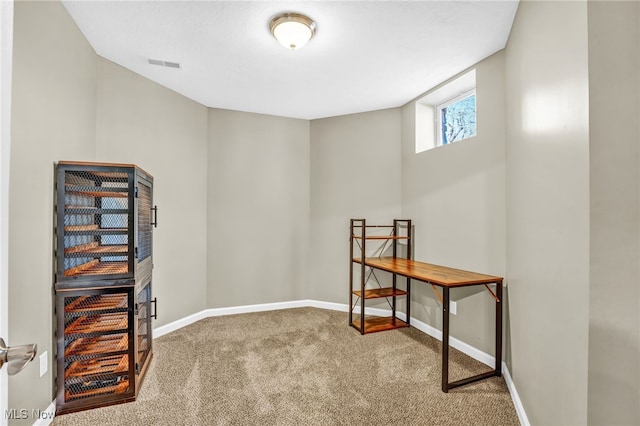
[147,59,181,69]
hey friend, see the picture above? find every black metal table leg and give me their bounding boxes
[495,282,503,376]
[406,278,411,326]
[442,287,450,392]
[441,281,503,392]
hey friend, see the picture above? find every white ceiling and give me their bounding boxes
[61,1,519,120]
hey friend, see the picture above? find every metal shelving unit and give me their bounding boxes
[349,218,412,334]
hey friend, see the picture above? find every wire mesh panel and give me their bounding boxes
[59,289,133,405]
[57,164,134,283]
[137,178,152,262]
[136,281,151,372]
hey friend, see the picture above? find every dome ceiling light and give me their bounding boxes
[269,13,317,50]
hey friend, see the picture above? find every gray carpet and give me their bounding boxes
[53,307,519,425]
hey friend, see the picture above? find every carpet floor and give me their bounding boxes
[53,307,519,425]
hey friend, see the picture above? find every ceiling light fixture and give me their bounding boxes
[269,13,316,50]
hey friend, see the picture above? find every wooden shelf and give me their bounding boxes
[65,313,128,335]
[64,225,128,235]
[64,260,128,277]
[65,294,127,313]
[65,242,128,256]
[65,206,129,215]
[352,235,409,240]
[65,354,128,379]
[351,316,408,333]
[352,287,407,299]
[65,334,128,358]
[64,185,129,198]
[65,378,129,401]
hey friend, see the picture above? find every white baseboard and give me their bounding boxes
[31,400,55,426]
[305,299,350,312]
[502,363,530,426]
[153,300,312,338]
[157,299,527,426]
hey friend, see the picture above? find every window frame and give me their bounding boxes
[436,88,477,147]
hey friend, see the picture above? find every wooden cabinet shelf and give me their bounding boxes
[65,244,129,259]
[65,354,129,379]
[64,189,129,199]
[65,313,128,335]
[65,379,129,401]
[65,206,129,215]
[64,261,129,277]
[65,294,127,313]
[64,334,129,358]
[63,225,128,235]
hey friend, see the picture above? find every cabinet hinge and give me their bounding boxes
[135,363,140,374]
[134,303,139,316]
[135,187,139,198]
[135,247,139,259]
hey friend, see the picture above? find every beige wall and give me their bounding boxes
[207,109,310,307]
[505,1,591,424]
[400,53,506,355]
[95,58,209,327]
[9,0,97,422]
[309,109,402,304]
[587,2,640,424]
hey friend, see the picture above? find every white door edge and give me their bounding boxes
[1,1,14,425]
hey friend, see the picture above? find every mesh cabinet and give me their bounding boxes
[56,287,135,411]
[54,161,157,415]
[55,162,154,287]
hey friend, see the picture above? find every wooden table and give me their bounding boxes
[354,256,503,392]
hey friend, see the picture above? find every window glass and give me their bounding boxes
[437,90,476,145]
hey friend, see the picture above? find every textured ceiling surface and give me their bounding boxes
[62,1,519,120]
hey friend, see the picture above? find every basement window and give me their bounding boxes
[436,89,476,146]
[415,69,476,153]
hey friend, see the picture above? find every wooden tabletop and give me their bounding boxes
[353,257,503,287]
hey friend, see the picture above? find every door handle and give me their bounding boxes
[151,205,158,228]
[151,297,158,320]
[0,338,37,375]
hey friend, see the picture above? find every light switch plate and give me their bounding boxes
[39,351,47,377]
[450,301,457,315]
